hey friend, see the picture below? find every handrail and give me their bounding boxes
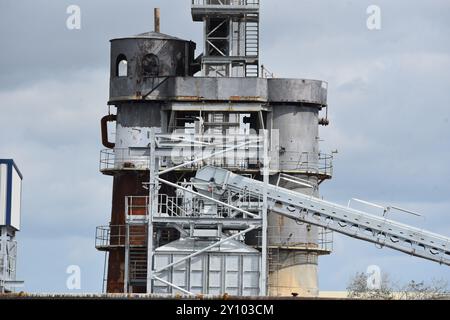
[192,0,260,6]
[100,148,333,177]
[194,166,450,266]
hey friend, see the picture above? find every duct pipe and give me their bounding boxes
[101,114,117,149]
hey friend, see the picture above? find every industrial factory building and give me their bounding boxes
[94,0,450,297]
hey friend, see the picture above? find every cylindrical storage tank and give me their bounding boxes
[269,103,321,297]
[105,31,197,293]
[109,31,196,167]
[109,32,196,100]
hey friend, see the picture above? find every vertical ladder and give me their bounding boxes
[212,113,224,135]
[125,222,148,291]
[267,248,281,296]
[245,13,259,77]
[129,247,148,286]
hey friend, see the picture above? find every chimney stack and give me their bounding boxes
[154,8,160,33]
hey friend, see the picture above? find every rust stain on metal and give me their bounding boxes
[134,91,143,100]
[229,96,262,101]
[106,171,149,293]
[173,95,203,101]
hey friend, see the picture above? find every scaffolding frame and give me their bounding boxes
[142,128,269,295]
[192,0,260,77]
[105,129,269,294]
[0,226,23,293]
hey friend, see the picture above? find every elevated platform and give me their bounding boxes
[109,77,328,106]
[191,0,259,21]
[201,56,259,64]
[99,148,333,182]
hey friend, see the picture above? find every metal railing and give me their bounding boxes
[192,0,259,6]
[279,152,333,177]
[198,166,450,266]
[125,188,263,220]
[101,148,332,177]
[318,228,334,252]
[256,227,333,253]
[95,225,147,249]
[100,149,150,172]
[95,225,126,248]
[126,196,149,217]
[100,132,265,173]
[100,150,262,173]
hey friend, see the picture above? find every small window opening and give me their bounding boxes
[116,54,128,77]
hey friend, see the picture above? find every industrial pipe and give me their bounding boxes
[154,8,160,33]
[101,114,117,149]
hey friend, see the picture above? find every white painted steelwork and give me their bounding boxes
[194,167,450,266]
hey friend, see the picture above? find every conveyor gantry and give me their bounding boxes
[194,166,450,266]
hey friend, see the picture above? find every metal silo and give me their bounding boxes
[267,80,330,297]
[99,30,197,293]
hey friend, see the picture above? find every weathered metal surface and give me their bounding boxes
[109,77,327,106]
[268,255,319,297]
[267,79,328,105]
[162,102,269,112]
[110,33,196,96]
[107,171,149,293]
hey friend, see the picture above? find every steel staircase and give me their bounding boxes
[245,13,259,77]
[129,247,147,285]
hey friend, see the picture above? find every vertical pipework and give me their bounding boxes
[154,8,160,33]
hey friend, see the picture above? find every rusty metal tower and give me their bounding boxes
[96,2,332,296]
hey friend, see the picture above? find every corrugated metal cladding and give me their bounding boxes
[0,160,22,231]
[154,239,260,295]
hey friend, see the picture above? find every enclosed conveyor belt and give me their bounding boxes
[194,166,450,266]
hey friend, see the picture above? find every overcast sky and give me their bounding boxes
[0,0,449,293]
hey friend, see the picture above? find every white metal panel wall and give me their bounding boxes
[0,164,7,226]
[153,252,260,296]
[153,255,171,294]
[10,168,22,230]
